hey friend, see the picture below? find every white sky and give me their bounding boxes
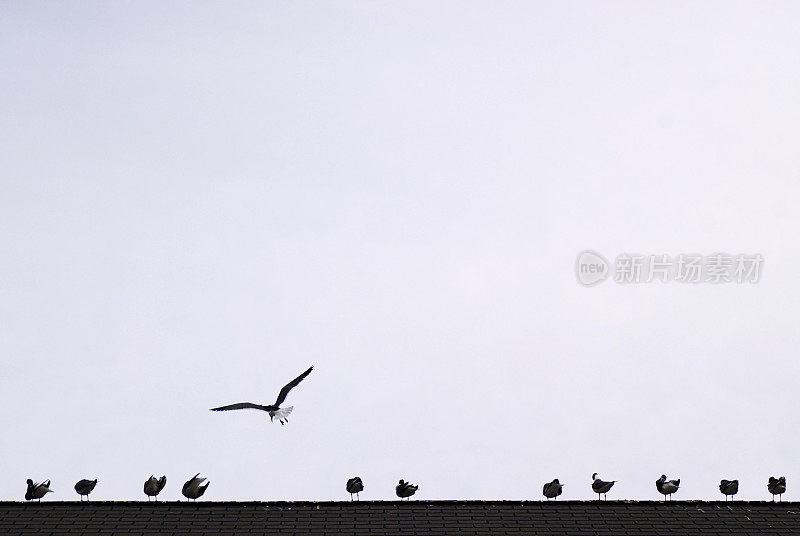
[2,1,800,502]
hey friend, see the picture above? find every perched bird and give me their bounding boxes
[768,476,786,501]
[656,475,680,501]
[396,479,418,500]
[210,366,314,425]
[719,479,738,501]
[74,479,97,501]
[542,479,564,500]
[25,479,53,501]
[346,477,364,501]
[591,473,615,500]
[143,475,167,501]
[182,473,210,501]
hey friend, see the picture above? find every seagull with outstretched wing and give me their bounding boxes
[210,366,313,425]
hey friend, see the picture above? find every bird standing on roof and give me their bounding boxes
[656,475,680,501]
[25,479,53,501]
[768,476,786,501]
[542,479,564,500]
[396,479,418,500]
[719,479,738,501]
[210,366,314,425]
[74,479,97,501]
[144,475,167,501]
[591,473,615,500]
[346,477,364,501]
[182,473,210,501]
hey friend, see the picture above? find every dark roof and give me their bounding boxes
[2,500,799,535]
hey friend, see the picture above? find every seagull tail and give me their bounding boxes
[273,406,293,421]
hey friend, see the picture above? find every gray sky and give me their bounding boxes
[2,1,800,502]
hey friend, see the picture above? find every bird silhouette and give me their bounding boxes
[25,479,53,501]
[591,473,615,500]
[396,479,418,500]
[144,475,167,501]
[768,476,786,501]
[346,477,364,501]
[656,475,680,501]
[719,479,738,501]
[182,473,210,501]
[210,366,314,424]
[74,479,97,501]
[542,479,564,500]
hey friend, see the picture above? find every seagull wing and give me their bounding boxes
[210,402,267,412]
[274,366,313,406]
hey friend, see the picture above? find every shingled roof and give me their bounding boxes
[2,500,799,535]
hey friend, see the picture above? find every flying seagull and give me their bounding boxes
[182,473,210,501]
[210,366,314,424]
[542,479,564,500]
[144,475,167,501]
[719,479,738,501]
[346,477,364,501]
[396,479,418,500]
[25,479,53,501]
[74,479,97,501]
[768,476,786,501]
[656,475,680,501]
[591,473,615,500]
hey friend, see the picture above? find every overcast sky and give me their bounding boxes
[2,1,800,502]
